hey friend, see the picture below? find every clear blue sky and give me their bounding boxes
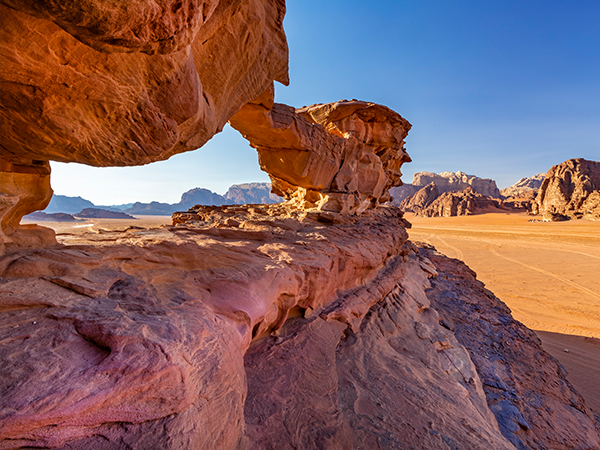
[51,0,600,205]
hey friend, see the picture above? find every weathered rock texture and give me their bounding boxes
[0,0,288,248]
[532,159,600,221]
[225,182,283,205]
[398,181,439,214]
[418,187,504,217]
[500,173,545,199]
[230,87,412,214]
[1,206,598,449]
[391,170,501,205]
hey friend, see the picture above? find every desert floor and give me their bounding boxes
[406,212,600,415]
[21,213,600,414]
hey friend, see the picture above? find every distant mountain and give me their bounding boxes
[42,183,283,216]
[225,183,282,205]
[75,208,137,219]
[500,173,545,198]
[44,195,95,214]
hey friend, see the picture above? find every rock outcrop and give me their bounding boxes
[22,212,83,223]
[398,181,439,214]
[44,195,96,215]
[418,187,504,217]
[391,171,501,205]
[0,0,289,249]
[225,182,283,205]
[500,173,545,199]
[532,159,600,221]
[75,208,137,219]
[1,205,598,449]
[230,87,412,214]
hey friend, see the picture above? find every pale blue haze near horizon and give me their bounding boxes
[51,0,600,205]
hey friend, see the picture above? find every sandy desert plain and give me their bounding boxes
[23,211,600,417]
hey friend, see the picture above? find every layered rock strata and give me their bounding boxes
[2,206,598,448]
[0,0,289,249]
[229,86,412,214]
[532,159,600,221]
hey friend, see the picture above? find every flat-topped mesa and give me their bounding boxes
[0,0,289,252]
[229,87,411,214]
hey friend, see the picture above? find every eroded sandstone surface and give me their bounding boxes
[1,206,598,449]
[230,86,412,214]
[405,186,504,217]
[532,158,600,221]
[0,0,288,249]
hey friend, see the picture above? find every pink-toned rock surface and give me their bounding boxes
[1,205,598,449]
[500,173,545,199]
[532,158,600,220]
[229,87,411,213]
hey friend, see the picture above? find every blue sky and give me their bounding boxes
[51,0,600,204]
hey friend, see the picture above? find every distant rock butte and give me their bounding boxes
[225,182,282,205]
[75,208,137,219]
[532,158,600,221]
[23,212,83,223]
[418,187,504,217]
[390,170,501,205]
[398,182,439,214]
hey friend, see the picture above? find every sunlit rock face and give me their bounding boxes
[532,158,600,221]
[0,0,288,249]
[230,86,411,214]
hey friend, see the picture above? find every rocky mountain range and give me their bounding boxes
[43,183,283,216]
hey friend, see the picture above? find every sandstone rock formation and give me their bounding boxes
[229,86,412,214]
[500,173,545,199]
[418,187,503,217]
[1,205,598,449]
[391,170,501,205]
[0,0,288,249]
[398,181,439,214]
[532,159,600,221]
[225,182,283,205]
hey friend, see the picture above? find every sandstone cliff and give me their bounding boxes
[1,205,598,449]
[532,159,600,221]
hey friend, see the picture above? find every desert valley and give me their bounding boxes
[1,0,600,449]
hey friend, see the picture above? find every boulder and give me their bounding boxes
[532,158,600,220]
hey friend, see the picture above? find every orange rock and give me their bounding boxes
[230,90,411,214]
[0,158,56,253]
[532,158,600,220]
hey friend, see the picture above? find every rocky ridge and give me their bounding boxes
[417,187,504,217]
[500,173,545,199]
